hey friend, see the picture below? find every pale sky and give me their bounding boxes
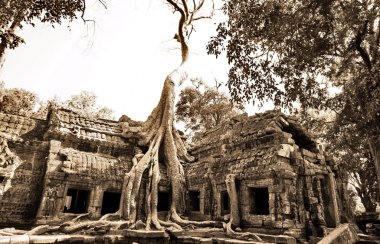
[0,0,271,120]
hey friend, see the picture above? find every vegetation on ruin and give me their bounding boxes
[209,0,380,204]
[1,0,380,240]
[175,80,243,142]
[0,82,114,119]
[300,109,378,212]
[0,0,261,240]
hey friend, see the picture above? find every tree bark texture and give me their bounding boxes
[368,137,380,202]
[0,12,24,70]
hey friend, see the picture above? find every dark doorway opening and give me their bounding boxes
[63,188,89,213]
[221,191,230,215]
[250,187,269,215]
[101,191,121,215]
[189,191,200,212]
[320,178,336,228]
[0,176,5,183]
[158,191,170,211]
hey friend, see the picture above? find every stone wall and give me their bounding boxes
[0,113,49,227]
[186,111,344,240]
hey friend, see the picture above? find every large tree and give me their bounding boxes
[0,0,106,69]
[0,81,38,116]
[208,0,380,200]
[300,109,378,212]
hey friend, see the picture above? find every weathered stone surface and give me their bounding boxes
[0,108,347,244]
[317,224,358,244]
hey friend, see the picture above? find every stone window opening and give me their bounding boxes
[189,190,200,212]
[101,191,121,215]
[250,187,270,215]
[0,176,5,183]
[157,191,170,212]
[221,191,230,215]
[64,188,90,214]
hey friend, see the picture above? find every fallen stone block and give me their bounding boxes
[317,224,358,244]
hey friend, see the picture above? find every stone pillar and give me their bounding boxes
[328,172,341,226]
[90,185,104,217]
[35,140,62,222]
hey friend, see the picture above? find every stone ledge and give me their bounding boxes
[122,229,169,239]
[318,224,358,244]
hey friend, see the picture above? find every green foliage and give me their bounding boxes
[300,109,378,212]
[0,81,38,116]
[175,81,243,141]
[36,91,115,120]
[210,0,380,204]
[208,0,380,115]
[0,0,87,58]
[0,82,114,120]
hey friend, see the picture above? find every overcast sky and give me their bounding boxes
[0,0,271,120]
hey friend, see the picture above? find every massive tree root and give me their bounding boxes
[1,0,254,237]
[98,0,220,231]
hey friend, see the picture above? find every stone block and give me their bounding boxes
[9,235,29,244]
[318,224,358,244]
[122,229,169,239]
[29,235,71,243]
[0,237,10,244]
[302,149,316,159]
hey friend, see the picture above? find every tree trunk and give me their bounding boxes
[368,137,380,203]
[0,12,24,71]
[225,174,240,232]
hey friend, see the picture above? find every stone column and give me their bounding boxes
[328,172,340,226]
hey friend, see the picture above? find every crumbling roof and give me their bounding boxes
[188,110,318,185]
[47,108,126,144]
[193,110,316,156]
[0,112,40,141]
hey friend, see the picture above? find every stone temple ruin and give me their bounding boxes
[0,108,352,243]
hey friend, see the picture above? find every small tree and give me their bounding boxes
[176,81,243,141]
[0,81,38,116]
[34,91,115,120]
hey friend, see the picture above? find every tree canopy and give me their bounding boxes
[208,0,379,111]
[176,80,243,141]
[0,81,38,116]
[209,0,380,199]
[0,0,105,68]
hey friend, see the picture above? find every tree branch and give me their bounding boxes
[166,0,189,61]
[353,20,372,70]
[181,0,190,18]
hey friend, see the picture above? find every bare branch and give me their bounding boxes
[181,0,190,18]
[190,0,214,24]
[353,20,372,70]
[98,0,107,9]
[167,0,183,13]
[166,0,189,61]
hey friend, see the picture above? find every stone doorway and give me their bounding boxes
[64,188,90,214]
[157,191,170,211]
[189,191,200,212]
[101,191,121,215]
[221,191,230,215]
[250,187,269,215]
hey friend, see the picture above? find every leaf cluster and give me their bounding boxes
[300,108,378,212]
[208,0,380,116]
[175,82,243,141]
[0,81,38,116]
[0,0,85,51]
